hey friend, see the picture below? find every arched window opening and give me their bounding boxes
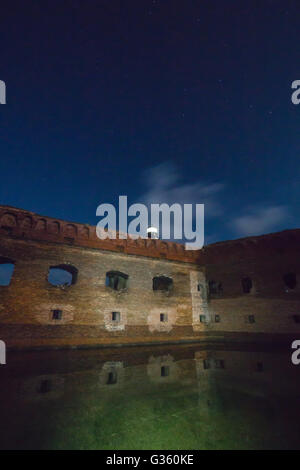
[241,277,253,294]
[208,280,222,295]
[52,309,63,320]
[283,272,297,290]
[214,359,225,369]
[153,276,173,292]
[0,257,15,286]
[48,264,78,287]
[38,380,52,394]
[106,271,128,290]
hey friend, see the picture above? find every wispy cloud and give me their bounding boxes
[232,205,290,237]
[137,163,293,243]
[141,162,224,216]
[137,161,224,244]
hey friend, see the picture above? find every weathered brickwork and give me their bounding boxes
[0,205,299,349]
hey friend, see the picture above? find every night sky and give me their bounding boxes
[0,0,299,244]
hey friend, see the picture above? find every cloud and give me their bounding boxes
[141,162,224,216]
[232,205,290,237]
[138,161,224,244]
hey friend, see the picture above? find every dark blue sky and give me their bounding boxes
[0,0,299,244]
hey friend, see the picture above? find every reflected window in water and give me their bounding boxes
[39,380,52,394]
[107,370,118,385]
[256,362,264,372]
[283,272,297,290]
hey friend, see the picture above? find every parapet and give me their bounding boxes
[0,205,200,264]
[0,205,299,266]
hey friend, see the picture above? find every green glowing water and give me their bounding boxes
[0,344,299,449]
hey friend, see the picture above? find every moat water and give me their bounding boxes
[0,342,300,450]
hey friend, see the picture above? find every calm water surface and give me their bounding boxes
[0,343,299,450]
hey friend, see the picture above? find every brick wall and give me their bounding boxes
[0,205,299,349]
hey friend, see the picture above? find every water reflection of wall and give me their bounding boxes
[147,354,178,383]
[2,345,300,450]
[20,374,65,401]
[98,361,125,388]
[1,345,298,407]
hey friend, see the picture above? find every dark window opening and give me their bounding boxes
[160,313,168,322]
[0,257,15,286]
[52,309,62,320]
[215,359,225,369]
[248,315,255,324]
[153,276,173,292]
[203,359,210,369]
[215,315,220,323]
[112,311,120,322]
[106,271,128,290]
[64,237,75,244]
[200,314,206,323]
[241,277,253,294]
[107,370,117,385]
[48,264,78,287]
[161,366,169,377]
[283,272,297,290]
[1,226,13,235]
[39,379,52,394]
[256,362,263,372]
[208,280,223,295]
[293,315,300,324]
